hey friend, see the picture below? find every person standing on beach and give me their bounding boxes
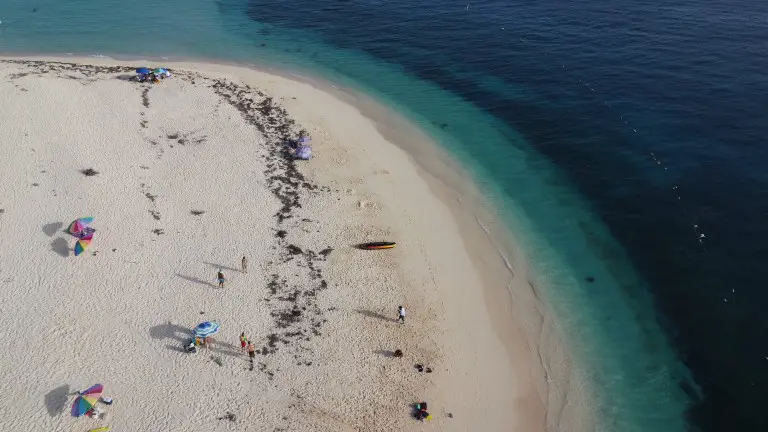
[242,256,248,274]
[247,341,256,359]
[217,269,225,288]
[240,332,247,353]
[398,306,406,324]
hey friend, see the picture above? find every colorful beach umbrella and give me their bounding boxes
[136,67,151,75]
[68,217,94,235]
[71,384,103,417]
[73,227,96,239]
[194,321,220,338]
[153,68,165,74]
[74,238,92,256]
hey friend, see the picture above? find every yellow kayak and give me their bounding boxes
[88,427,111,432]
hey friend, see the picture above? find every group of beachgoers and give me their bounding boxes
[188,331,256,357]
[192,256,431,422]
[134,67,172,84]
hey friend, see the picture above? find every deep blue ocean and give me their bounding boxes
[2,0,767,430]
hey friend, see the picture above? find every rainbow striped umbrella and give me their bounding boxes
[71,384,103,417]
[73,227,96,239]
[68,217,94,235]
[74,238,92,256]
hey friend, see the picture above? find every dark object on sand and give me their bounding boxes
[80,168,99,176]
[359,242,396,250]
[217,412,236,422]
[447,412,453,418]
[415,364,423,372]
[393,349,403,358]
[414,402,431,421]
[185,340,197,353]
[135,68,153,83]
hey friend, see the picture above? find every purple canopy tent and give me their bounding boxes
[296,145,312,160]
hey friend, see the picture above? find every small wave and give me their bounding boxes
[474,216,516,277]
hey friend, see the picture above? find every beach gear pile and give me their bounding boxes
[414,401,432,421]
[135,67,172,84]
[186,321,221,353]
[68,217,95,256]
[295,136,312,160]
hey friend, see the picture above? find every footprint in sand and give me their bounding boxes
[358,200,381,210]
[331,156,349,166]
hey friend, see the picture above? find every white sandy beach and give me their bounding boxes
[0,57,589,431]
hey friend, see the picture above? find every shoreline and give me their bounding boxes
[0,55,593,430]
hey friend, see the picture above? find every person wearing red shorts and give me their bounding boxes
[240,332,247,353]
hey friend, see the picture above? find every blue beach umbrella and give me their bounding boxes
[194,321,220,338]
[136,67,151,75]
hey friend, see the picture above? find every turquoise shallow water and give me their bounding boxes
[5,0,755,429]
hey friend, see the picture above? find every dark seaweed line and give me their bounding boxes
[175,71,334,372]
[1,59,134,76]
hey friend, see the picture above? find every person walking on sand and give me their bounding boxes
[247,341,256,359]
[398,306,406,324]
[217,269,225,288]
[240,332,247,353]
[242,256,248,274]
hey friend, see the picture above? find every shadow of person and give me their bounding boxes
[202,261,240,273]
[50,238,70,257]
[355,309,397,323]
[175,273,217,288]
[149,322,194,344]
[43,222,63,237]
[209,339,242,358]
[374,350,395,358]
[44,384,70,417]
